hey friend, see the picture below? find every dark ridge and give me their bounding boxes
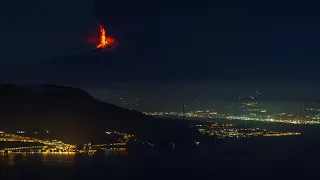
[0,84,199,144]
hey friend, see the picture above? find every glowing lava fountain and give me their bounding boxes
[96,23,117,50]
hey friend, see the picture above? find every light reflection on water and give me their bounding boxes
[0,148,127,166]
[104,148,128,156]
[0,153,76,166]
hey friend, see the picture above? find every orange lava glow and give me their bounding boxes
[96,23,117,50]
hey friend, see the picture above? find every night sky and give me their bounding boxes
[2,0,320,112]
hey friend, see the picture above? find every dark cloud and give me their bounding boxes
[1,0,96,70]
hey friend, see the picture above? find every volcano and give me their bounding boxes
[1,46,179,85]
[95,23,118,50]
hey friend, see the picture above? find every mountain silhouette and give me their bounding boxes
[1,48,213,86]
[0,84,199,144]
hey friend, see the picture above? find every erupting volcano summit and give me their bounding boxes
[96,23,117,50]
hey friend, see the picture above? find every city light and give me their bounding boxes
[144,111,320,125]
[0,130,137,154]
[192,122,301,139]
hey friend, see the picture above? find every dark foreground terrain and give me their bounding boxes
[0,84,199,145]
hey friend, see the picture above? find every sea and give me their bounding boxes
[1,120,320,180]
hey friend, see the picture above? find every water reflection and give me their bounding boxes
[1,152,75,166]
[104,148,128,156]
[0,148,128,166]
[7,153,15,166]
